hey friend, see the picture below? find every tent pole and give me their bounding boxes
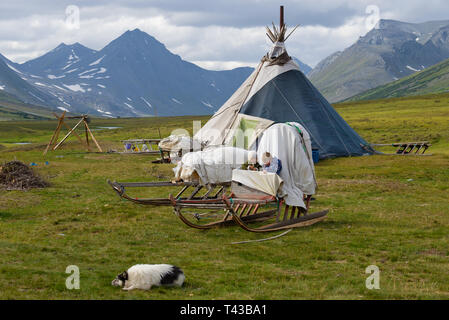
[221,61,266,145]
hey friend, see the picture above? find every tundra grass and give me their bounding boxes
[0,94,448,299]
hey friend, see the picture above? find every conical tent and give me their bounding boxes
[194,16,372,159]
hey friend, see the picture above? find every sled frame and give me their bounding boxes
[169,190,328,232]
[108,180,229,206]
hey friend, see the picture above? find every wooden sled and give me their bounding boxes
[370,141,432,156]
[107,180,229,206]
[170,181,328,232]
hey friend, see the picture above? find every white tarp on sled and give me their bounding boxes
[232,169,284,197]
[173,146,250,184]
[159,134,202,164]
[255,122,316,208]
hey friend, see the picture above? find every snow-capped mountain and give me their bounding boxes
[309,19,449,102]
[0,29,253,117]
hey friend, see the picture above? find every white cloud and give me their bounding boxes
[0,1,448,69]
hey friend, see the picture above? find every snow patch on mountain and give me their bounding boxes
[201,101,214,108]
[406,65,420,72]
[124,102,135,109]
[48,74,66,79]
[78,68,97,76]
[89,55,106,66]
[141,97,152,108]
[53,85,68,91]
[63,84,85,92]
[34,82,48,87]
[7,64,23,74]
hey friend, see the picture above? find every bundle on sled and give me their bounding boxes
[152,134,204,164]
[170,123,328,232]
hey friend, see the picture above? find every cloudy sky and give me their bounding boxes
[1,0,449,69]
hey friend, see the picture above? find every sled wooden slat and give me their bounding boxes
[283,205,289,221]
[222,196,328,233]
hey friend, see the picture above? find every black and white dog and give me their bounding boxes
[112,264,185,291]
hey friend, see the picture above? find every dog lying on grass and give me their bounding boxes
[112,264,185,291]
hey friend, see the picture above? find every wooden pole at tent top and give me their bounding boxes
[280,5,284,29]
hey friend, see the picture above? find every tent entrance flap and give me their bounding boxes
[225,114,273,150]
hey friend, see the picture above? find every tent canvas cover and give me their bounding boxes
[194,22,373,159]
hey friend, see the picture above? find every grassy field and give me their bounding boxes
[0,94,448,299]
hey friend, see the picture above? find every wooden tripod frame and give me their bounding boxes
[43,112,103,155]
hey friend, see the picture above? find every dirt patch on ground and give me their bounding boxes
[0,161,49,190]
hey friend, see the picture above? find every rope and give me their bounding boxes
[230,229,293,245]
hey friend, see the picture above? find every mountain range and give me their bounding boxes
[0,28,311,118]
[0,29,250,117]
[2,19,449,118]
[309,19,449,102]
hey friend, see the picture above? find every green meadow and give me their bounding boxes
[0,93,448,299]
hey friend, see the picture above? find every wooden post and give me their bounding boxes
[84,118,103,152]
[44,111,66,155]
[84,121,91,152]
[44,113,103,153]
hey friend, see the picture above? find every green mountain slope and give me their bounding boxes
[0,91,55,120]
[347,57,449,101]
[309,19,449,103]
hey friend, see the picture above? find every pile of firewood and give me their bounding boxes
[0,161,48,190]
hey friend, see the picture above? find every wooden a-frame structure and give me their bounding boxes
[43,112,103,155]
